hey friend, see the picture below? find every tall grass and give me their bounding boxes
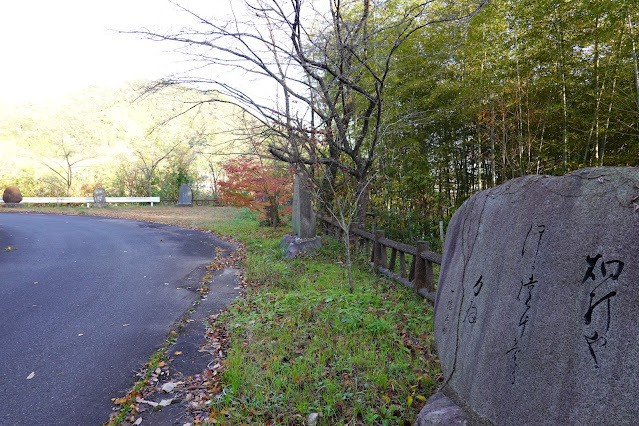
[206,210,441,424]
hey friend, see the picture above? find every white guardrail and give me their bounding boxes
[0,197,160,207]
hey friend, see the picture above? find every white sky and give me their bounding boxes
[0,0,235,104]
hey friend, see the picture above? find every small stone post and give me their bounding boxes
[93,187,107,208]
[292,173,316,238]
[281,172,321,258]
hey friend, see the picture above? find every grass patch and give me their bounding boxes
[204,210,441,424]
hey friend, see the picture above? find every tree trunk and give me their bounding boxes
[477,126,483,191]
[628,9,639,113]
[491,105,496,186]
[516,56,524,176]
[356,179,369,228]
[601,76,618,166]
[553,9,568,172]
[343,226,354,293]
[594,16,601,164]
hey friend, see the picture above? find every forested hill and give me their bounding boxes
[0,81,243,199]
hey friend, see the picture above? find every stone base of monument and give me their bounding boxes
[92,202,108,208]
[414,392,471,426]
[280,234,322,259]
[175,203,193,207]
[2,203,23,208]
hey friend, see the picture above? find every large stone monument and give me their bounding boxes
[2,186,23,207]
[93,187,107,208]
[281,173,321,258]
[417,167,639,425]
[176,183,193,207]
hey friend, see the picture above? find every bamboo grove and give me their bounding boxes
[372,0,639,245]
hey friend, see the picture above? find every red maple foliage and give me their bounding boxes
[218,156,293,226]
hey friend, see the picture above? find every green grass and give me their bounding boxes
[204,210,441,424]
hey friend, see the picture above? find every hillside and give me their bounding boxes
[0,81,247,199]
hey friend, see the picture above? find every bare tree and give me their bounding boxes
[128,0,487,291]
[43,136,92,196]
[135,141,181,197]
[132,0,487,222]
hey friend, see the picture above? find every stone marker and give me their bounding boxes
[292,174,316,238]
[281,173,321,258]
[92,187,107,208]
[417,167,639,425]
[2,186,23,207]
[176,183,193,207]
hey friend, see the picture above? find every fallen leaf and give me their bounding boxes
[123,324,130,327]
[307,413,319,426]
[26,372,35,380]
[134,418,143,425]
[161,382,177,393]
[174,351,183,355]
[407,395,413,408]
[136,397,158,407]
[78,333,84,337]
[159,398,173,407]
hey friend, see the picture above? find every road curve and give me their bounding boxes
[0,213,235,425]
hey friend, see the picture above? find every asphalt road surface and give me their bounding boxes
[0,212,236,425]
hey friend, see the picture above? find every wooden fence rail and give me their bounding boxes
[319,216,441,303]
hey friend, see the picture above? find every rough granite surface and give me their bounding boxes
[93,187,107,208]
[292,173,316,239]
[415,392,468,426]
[431,167,639,426]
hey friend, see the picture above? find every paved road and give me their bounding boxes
[0,213,236,425]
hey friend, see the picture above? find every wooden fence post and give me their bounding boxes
[374,230,387,268]
[349,222,361,247]
[414,241,434,293]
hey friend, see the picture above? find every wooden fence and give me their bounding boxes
[319,216,442,303]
